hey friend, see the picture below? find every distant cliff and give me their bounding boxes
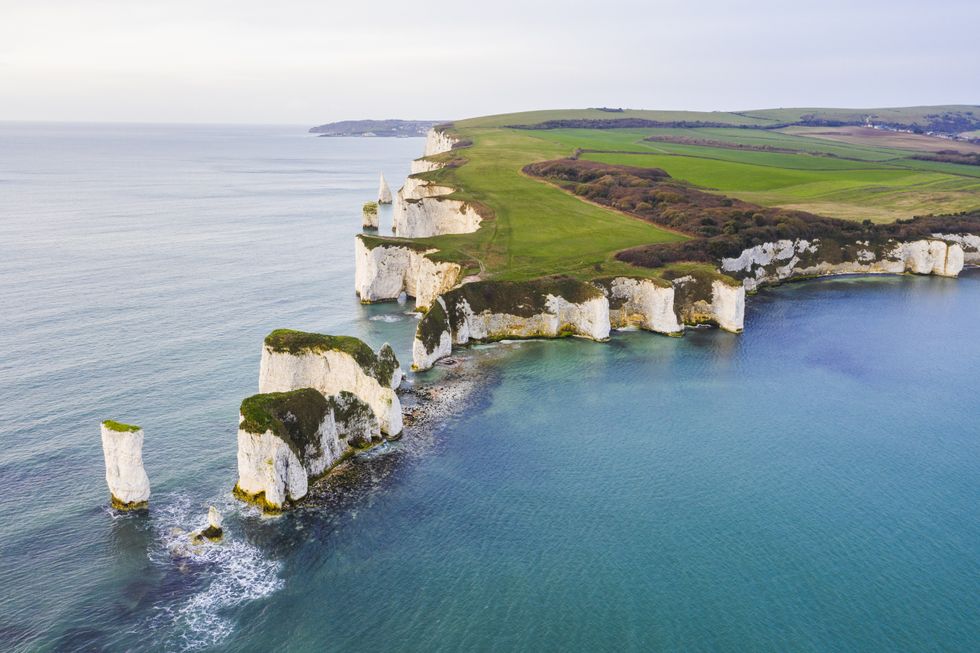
[309,120,444,137]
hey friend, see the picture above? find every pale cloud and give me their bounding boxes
[0,0,977,123]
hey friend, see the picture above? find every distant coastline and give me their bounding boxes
[309,119,444,138]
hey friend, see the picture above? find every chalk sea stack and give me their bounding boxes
[362,201,379,230]
[100,420,150,511]
[234,388,382,512]
[258,329,403,436]
[377,173,392,204]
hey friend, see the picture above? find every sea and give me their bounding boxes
[0,123,977,652]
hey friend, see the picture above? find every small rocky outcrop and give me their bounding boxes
[354,236,462,309]
[259,329,403,436]
[235,388,381,512]
[362,202,379,230]
[377,173,392,204]
[100,420,150,511]
[192,506,224,543]
[412,278,610,370]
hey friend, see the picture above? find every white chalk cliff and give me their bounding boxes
[100,422,151,510]
[259,334,403,436]
[412,282,611,371]
[424,127,457,156]
[721,238,966,291]
[599,277,683,334]
[411,274,749,370]
[933,232,980,264]
[392,196,482,238]
[354,237,462,309]
[356,126,480,307]
[377,173,392,204]
[669,276,746,333]
[236,389,381,511]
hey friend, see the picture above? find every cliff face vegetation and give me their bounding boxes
[523,159,980,269]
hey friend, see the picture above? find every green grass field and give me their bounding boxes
[382,107,980,281]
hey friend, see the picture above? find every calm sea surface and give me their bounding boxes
[0,123,977,652]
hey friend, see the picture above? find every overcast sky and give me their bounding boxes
[1,0,978,124]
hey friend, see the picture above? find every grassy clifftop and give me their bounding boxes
[393,106,980,286]
[264,329,399,384]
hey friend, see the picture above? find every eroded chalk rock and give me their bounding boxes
[235,388,381,512]
[362,202,379,230]
[101,421,150,511]
[354,236,462,309]
[413,279,610,370]
[594,277,683,335]
[377,173,392,204]
[258,329,403,436]
[721,237,967,291]
[670,274,745,333]
[392,196,482,238]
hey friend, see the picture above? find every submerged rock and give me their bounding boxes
[100,420,150,511]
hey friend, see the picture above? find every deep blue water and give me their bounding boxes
[0,124,977,652]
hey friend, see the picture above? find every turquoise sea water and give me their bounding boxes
[0,124,977,652]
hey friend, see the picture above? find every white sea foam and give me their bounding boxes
[369,314,404,322]
[143,493,283,651]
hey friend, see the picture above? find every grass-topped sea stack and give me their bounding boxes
[100,420,150,511]
[259,329,403,436]
[235,388,382,512]
[235,329,401,512]
[362,201,379,230]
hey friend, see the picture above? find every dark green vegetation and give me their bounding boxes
[239,388,329,460]
[264,329,398,384]
[102,420,140,433]
[912,151,980,167]
[524,159,980,268]
[309,119,442,137]
[507,107,980,135]
[363,201,378,214]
